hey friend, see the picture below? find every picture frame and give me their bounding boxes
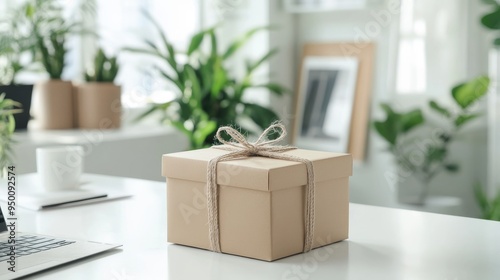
[292,42,375,161]
[295,56,359,153]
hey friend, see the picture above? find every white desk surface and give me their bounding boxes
[2,173,500,280]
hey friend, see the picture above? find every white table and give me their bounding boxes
[2,173,500,280]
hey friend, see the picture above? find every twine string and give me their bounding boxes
[206,122,316,253]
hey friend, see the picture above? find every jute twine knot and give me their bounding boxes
[206,122,316,253]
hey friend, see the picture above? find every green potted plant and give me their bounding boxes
[26,0,74,129]
[76,48,121,129]
[125,12,288,149]
[27,0,93,130]
[0,2,37,130]
[0,93,21,176]
[373,76,489,204]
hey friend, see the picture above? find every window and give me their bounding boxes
[395,0,427,94]
[96,0,201,108]
[394,0,467,96]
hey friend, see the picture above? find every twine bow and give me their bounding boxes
[206,122,316,253]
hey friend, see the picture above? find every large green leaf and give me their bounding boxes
[491,193,500,220]
[252,83,290,96]
[7,114,15,134]
[187,30,206,56]
[426,147,447,163]
[481,7,500,30]
[122,47,166,59]
[222,26,268,60]
[472,182,500,221]
[211,58,227,98]
[400,109,424,133]
[157,67,183,90]
[170,120,191,136]
[25,2,35,17]
[166,44,177,71]
[494,37,500,46]
[429,100,451,118]
[142,10,178,72]
[373,103,400,146]
[198,59,213,94]
[193,120,217,148]
[177,100,193,120]
[444,163,459,172]
[209,29,218,58]
[374,121,397,146]
[451,76,490,109]
[246,48,278,74]
[143,39,160,52]
[380,103,396,115]
[243,103,280,131]
[133,101,174,122]
[184,65,202,103]
[481,0,499,5]
[455,113,480,127]
[474,182,489,214]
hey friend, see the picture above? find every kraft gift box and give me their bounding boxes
[162,147,352,261]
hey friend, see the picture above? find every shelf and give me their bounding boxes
[11,126,187,181]
[13,126,178,146]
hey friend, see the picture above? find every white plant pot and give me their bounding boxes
[397,174,429,205]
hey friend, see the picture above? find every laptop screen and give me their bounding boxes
[0,207,8,232]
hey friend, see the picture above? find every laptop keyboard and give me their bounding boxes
[0,235,75,262]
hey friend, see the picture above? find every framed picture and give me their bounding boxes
[295,57,359,152]
[293,42,375,160]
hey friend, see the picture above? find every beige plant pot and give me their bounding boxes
[76,83,121,129]
[30,80,74,130]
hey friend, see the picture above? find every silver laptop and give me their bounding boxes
[0,206,120,279]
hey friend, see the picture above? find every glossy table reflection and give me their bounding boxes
[2,173,499,280]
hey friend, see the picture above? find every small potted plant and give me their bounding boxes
[373,76,489,204]
[27,0,93,130]
[27,0,74,129]
[75,48,121,129]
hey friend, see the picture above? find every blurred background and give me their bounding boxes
[0,0,499,220]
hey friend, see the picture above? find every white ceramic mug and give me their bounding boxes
[36,146,84,191]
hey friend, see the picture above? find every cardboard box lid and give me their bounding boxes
[162,147,352,191]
